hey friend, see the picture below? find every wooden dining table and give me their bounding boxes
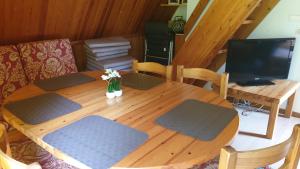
[1,71,239,169]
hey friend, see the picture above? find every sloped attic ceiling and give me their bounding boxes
[0,0,177,45]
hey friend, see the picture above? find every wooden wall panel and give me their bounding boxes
[0,0,176,45]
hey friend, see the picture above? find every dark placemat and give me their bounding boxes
[43,116,148,169]
[122,73,165,90]
[34,73,96,91]
[4,93,81,125]
[156,99,238,141]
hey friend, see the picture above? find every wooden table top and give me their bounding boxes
[1,71,239,169]
[228,80,300,105]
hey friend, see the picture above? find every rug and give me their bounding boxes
[10,139,273,169]
[191,158,219,169]
[10,139,78,169]
[9,140,272,169]
[191,157,271,169]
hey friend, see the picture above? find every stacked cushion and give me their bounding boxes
[0,45,28,104]
[18,39,78,82]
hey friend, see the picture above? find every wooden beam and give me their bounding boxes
[207,0,280,72]
[173,0,261,69]
[234,0,280,38]
[174,0,209,55]
[184,0,209,36]
[207,52,227,71]
[242,19,255,25]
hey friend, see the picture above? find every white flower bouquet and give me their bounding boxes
[101,69,122,98]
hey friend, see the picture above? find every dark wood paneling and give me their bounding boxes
[0,0,176,45]
[125,34,145,61]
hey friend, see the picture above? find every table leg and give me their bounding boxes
[285,92,296,118]
[266,102,280,139]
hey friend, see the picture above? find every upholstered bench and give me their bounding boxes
[0,39,78,104]
[0,39,78,169]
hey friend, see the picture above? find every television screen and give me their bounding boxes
[225,38,295,82]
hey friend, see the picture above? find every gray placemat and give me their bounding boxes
[43,116,148,169]
[156,99,238,141]
[4,93,81,125]
[34,73,96,91]
[122,73,165,90]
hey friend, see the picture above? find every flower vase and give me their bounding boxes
[106,92,115,99]
[113,78,122,97]
[114,90,123,97]
[106,81,115,99]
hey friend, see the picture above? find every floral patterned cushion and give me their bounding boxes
[17,39,78,82]
[0,45,28,105]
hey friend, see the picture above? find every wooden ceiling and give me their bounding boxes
[0,0,177,45]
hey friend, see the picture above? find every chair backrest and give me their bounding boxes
[132,60,173,80]
[176,65,229,99]
[0,124,42,169]
[219,124,300,169]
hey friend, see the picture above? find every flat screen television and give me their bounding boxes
[225,38,295,83]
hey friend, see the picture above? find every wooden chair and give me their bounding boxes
[176,65,229,99]
[219,124,300,169]
[0,123,42,169]
[132,60,173,80]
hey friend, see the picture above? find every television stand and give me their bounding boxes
[227,80,300,139]
[236,79,275,86]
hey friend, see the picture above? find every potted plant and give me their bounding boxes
[101,69,122,98]
[113,77,122,97]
